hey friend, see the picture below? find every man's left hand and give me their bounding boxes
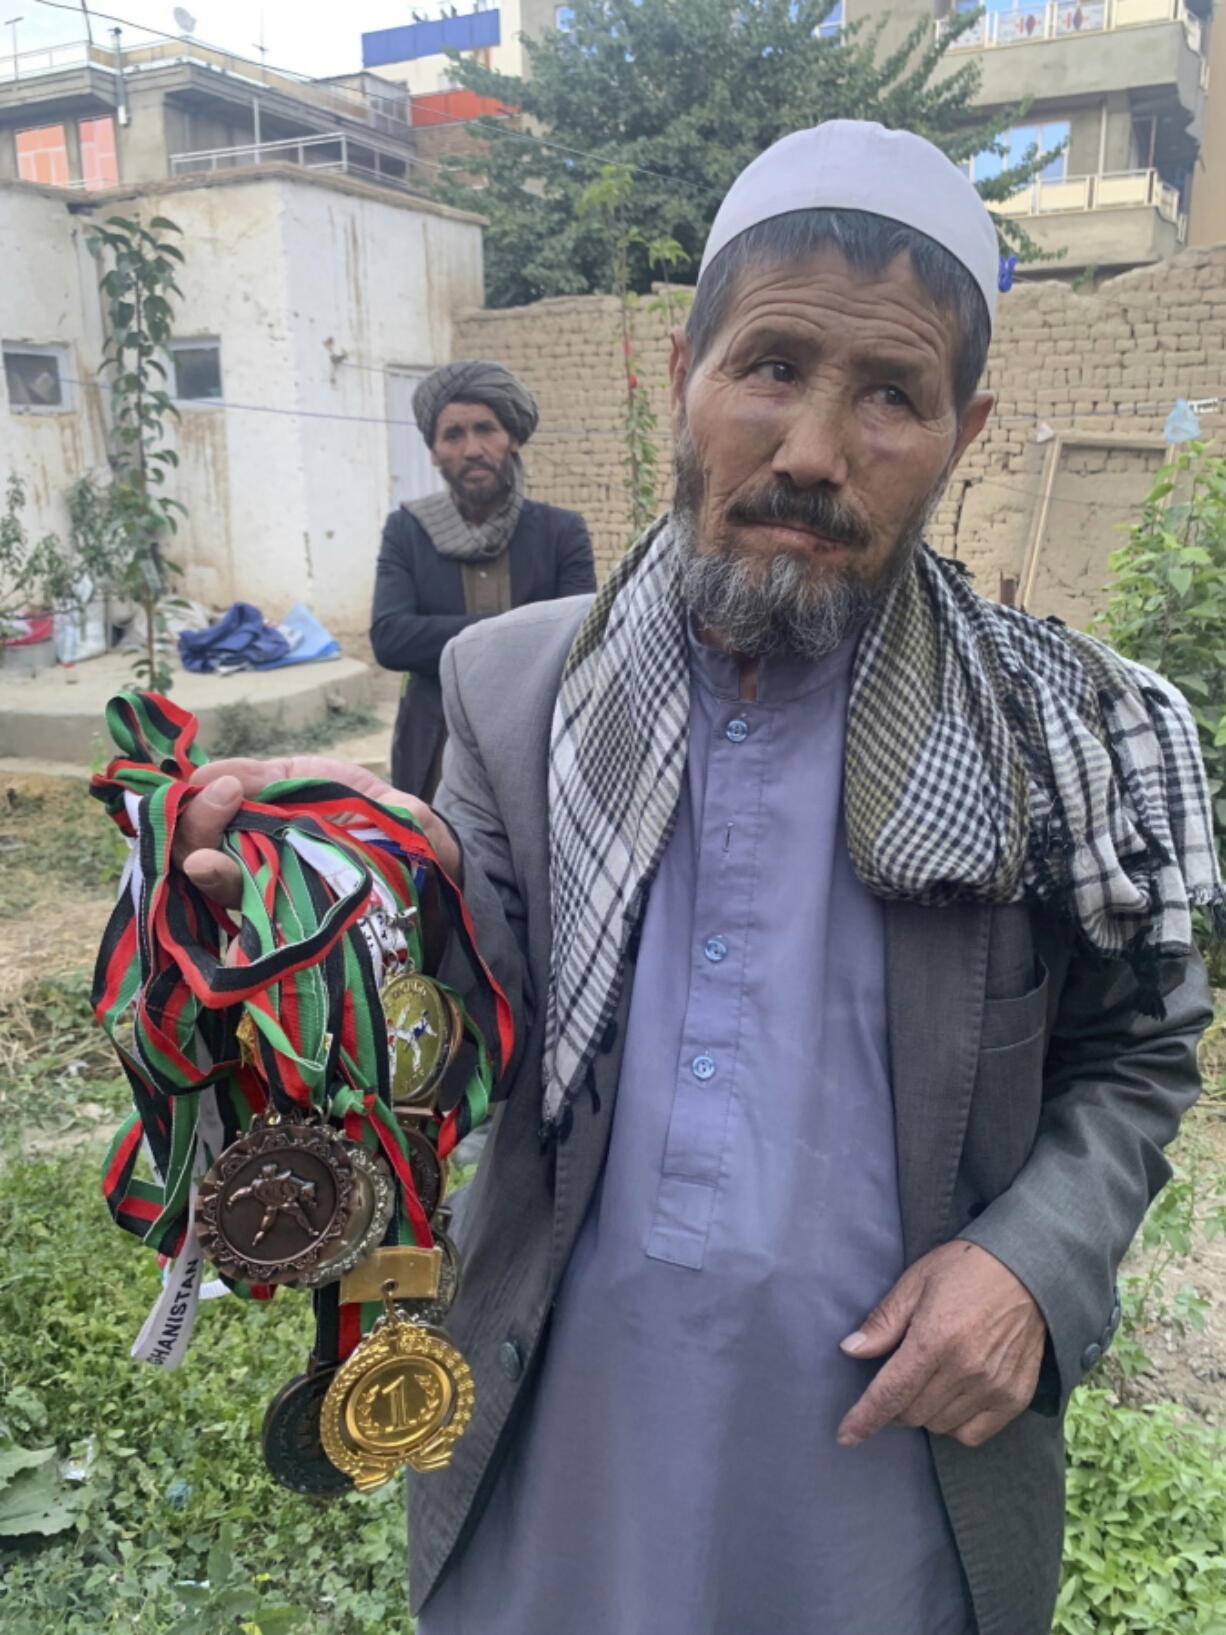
[836,1241,1047,1449]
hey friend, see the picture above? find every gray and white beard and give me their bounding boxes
[672,428,940,662]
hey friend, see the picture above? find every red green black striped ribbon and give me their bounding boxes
[91,690,512,1352]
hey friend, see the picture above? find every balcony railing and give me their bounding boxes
[169,131,417,193]
[992,168,1186,236]
[941,0,1201,52]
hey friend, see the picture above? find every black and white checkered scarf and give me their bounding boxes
[543,517,1222,1132]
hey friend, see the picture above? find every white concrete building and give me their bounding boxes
[1,166,481,630]
[0,34,482,632]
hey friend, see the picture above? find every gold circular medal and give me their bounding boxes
[320,1318,474,1491]
[383,974,459,1108]
[196,1118,356,1286]
[235,1011,259,1068]
[296,1146,395,1290]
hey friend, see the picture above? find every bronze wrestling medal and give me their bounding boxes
[297,1141,396,1290]
[197,1114,376,1287]
[392,1109,447,1221]
[320,1285,475,1490]
[262,1362,355,1497]
[383,972,461,1108]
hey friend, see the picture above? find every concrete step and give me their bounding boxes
[0,651,373,767]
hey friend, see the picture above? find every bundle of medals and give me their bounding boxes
[89,692,512,1496]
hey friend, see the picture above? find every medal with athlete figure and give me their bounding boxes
[383,973,461,1108]
[196,1116,392,1288]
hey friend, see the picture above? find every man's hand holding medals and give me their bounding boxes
[90,693,512,1498]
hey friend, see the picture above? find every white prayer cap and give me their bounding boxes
[698,120,999,326]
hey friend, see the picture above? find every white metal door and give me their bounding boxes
[387,367,447,506]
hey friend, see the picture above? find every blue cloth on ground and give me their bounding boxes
[252,604,341,670]
[178,602,290,674]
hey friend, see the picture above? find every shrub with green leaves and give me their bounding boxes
[1055,1389,1226,1633]
[1099,442,1226,859]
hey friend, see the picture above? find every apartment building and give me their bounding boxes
[846,0,1218,278]
[366,0,1218,280]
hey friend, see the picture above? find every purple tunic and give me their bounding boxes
[421,630,972,1634]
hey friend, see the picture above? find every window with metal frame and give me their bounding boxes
[80,117,119,190]
[15,125,69,187]
[3,344,71,411]
[966,121,1070,185]
[168,339,223,403]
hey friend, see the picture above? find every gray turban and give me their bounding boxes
[412,360,540,448]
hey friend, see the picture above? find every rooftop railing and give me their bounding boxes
[0,37,413,138]
[941,0,1201,52]
[168,131,418,193]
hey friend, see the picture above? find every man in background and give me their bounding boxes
[370,360,596,796]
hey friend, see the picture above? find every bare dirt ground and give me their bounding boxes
[1134,1195,1226,1421]
[0,777,115,1002]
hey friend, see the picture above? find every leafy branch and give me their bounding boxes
[85,213,189,692]
[578,165,690,541]
[1098,443,1226,977]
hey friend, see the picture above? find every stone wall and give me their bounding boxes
[454,244,1226,626]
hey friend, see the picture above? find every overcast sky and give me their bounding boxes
[14,0,415,80]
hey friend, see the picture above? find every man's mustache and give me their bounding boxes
[724,484,872,551]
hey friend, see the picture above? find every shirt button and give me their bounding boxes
[691,1054,716,1081]
[703,937,728,963]
[1080,1341,1102,1373]
[499,1339,524,1381]
[724,717,750,743]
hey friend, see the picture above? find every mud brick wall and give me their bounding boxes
[454,246,1226,621]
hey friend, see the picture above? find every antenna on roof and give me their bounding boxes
[172,6,197,35]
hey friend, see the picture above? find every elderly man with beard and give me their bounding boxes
[180,123,1217,1634]
[370,360,595,797]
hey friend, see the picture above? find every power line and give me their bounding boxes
[55,364,1224,437]
[33,0,342,88]
[39,370,1220,513]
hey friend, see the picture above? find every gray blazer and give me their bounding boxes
[411,596,1211,1634]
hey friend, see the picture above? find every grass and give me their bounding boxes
[0,784,1222,1633]
[0,1145,414,1634]
[203,701,379,762]
[0,781,128,916]
[0,980,415,1634]
[0,876,412,1631]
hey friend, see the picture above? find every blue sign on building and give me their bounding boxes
[362,9,501,66]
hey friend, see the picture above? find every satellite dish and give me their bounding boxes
[173,7,198,33]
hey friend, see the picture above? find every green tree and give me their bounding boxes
[436,0,1052,307]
